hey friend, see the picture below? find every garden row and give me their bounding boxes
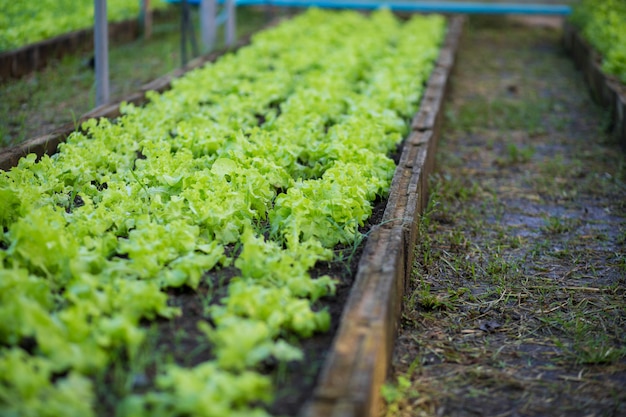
[565,0,626,148]
[0,9,446,417]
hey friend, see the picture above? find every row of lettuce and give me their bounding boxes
[571,0,626,84]
[0,0,169,52]
[0,9,446,417]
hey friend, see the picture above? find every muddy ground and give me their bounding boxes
[383,15,626,417]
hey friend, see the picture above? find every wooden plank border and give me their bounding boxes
[301,15,464,417]
[562,21,626,150]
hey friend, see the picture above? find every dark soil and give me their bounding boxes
[92,193,390,417]
[384,15,626,417]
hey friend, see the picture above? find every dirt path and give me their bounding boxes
[383,16,626,417]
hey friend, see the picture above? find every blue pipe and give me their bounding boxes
[166,0,571,15]
[247,0,572,15]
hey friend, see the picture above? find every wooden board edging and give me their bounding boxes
[300,15,465,417]
[562,21,626,150]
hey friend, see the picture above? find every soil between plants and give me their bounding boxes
[384,15,626,417]
[92,189,391,417]
[89,99,404,417]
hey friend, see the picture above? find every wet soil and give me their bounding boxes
[384,16,626,417]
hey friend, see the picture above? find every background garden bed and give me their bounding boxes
[0,6,269,148]
[0,12,462,417]
[0,13,170,81]
[563,20,626,150]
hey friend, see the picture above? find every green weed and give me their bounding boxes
[506,142,535,164]
[542,215,575,234]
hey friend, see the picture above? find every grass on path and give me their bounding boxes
[383,15,626,417]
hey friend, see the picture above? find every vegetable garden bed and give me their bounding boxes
[0,9,462,417]
[563,3,626,149]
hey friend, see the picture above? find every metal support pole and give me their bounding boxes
[180,0,188,65]
[181,0,199,66]
[265,0,275,22]
[226,0,236,47]
[94,0,110,106]
[141,0,153,39]
[188,7,199,56]
[200,0,217,52]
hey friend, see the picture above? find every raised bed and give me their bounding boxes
[563,21,626,150]
[0,13,463,417]
[0,10,172,82]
